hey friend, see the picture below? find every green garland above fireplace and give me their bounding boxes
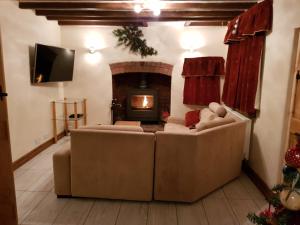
[113,26,158,58]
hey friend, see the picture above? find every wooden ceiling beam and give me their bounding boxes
[186,21,229,26]
[20,1,257,11]
[47,16,234,22]
[36,10,243,17]
[19,1,258,26]
[57,20,148,26]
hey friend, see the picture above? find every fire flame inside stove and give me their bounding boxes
[142,96,149,108]
[131,95,153,110]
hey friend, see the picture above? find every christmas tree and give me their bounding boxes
[247,136,300,225]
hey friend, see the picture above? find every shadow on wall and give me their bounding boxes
[249,132,269,185]
[28,45,35,82]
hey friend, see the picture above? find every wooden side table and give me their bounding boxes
[52,98,87,142]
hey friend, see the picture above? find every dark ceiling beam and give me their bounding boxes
[57,20,148,26]
[186,21,229,26]
[47,16,234,22]
[19,1,258,27]
[20,1,257,11]
[36,10,243,17]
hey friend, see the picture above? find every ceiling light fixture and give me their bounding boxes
[134,0,162,16]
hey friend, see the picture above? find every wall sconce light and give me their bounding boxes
[180,30,206,52]
[88,46,97,54]
[86,46,102,64]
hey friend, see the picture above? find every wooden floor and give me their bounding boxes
[14,137,268,225]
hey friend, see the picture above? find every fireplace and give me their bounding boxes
[110,61,173,123]
[127,89,158,121]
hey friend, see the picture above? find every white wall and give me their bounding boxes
[0,0,62,161]
[61,23,227,125]
[250,0,300,187]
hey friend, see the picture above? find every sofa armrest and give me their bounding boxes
[53,147,71,196]
[166,116,185,125]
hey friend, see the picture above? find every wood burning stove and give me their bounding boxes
[126,89,158,121]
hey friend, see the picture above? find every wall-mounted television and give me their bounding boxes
[32,43,75,83]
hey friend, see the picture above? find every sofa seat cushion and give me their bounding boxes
[80,124,143,132]
[164,123,191,133]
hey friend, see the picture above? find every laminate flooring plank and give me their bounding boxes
[42,138,69,156]
[53,198,94,225]
[238,174,265,200]
[30,153,55,171]
[17,191,48,223]
[203,196,238,225]
[18,154,46,170]
[147,202,177,225]
[27,170,53,192]
[22,192,68,225]
[228,199,259,225]
[16,191,25,200]
[116,201,148,225]
[18,137,68,170]
[223,179,251,200]
[15,169,45,191]
[14,168,27,179]
[84,200,121,225]
[206,188,226,199]
[253,199,269,211]
[176,201,208,225]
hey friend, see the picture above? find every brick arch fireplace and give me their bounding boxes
[110,61,173,76]
[109,62,173,123]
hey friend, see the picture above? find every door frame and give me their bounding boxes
[0,27,18,224]
[280,28,300,182]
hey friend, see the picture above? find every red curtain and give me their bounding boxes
[222,0,273,116]
[182,57,225,105]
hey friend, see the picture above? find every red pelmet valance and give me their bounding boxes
[182,57,225,77]
[182,57,225,105]
[224,0,273,44]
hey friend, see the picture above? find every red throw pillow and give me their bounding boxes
[185,110,200,127]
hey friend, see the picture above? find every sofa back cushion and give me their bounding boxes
[196,117,235,132]
[209,102,227,117]
[70,129,155,201]
[200,108,217,122]
[80,124,143,132]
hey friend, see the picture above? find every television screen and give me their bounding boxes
[33,44,75,83]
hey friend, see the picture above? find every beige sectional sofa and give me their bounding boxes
[53,103,247,202]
